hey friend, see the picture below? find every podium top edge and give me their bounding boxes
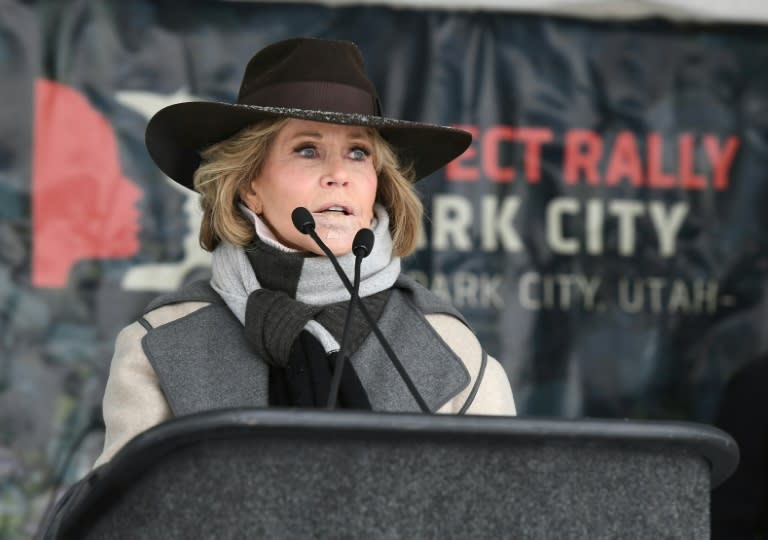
[111,408,737,487]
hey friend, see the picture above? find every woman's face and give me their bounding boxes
[243,119,378,256]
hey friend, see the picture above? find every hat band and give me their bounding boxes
[240,81,380,116]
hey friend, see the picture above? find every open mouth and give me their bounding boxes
[316,205,352,216]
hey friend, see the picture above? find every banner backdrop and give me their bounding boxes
[2,0,768,535]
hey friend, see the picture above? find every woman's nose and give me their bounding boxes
[321,156,350,187]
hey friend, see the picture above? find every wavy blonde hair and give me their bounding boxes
[193,118,422,256]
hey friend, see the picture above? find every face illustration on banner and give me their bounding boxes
[242,119,378,256]
[32,79,141,288]
[116,88,213,292]
[32,82,215,291]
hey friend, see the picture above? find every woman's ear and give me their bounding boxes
[241,184,264,215]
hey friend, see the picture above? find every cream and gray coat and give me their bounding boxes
[95,278,515,467]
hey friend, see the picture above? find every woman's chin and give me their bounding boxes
[315,222,359,256]
[322,238,355,257]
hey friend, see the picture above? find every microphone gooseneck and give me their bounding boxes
[291,207,430,413]
[327,228,373,408]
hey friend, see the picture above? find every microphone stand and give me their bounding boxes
[292,208,430,413]
[326,243,364,408]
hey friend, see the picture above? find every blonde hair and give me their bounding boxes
[193,118,423,256]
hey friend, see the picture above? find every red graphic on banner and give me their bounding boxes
[32,79,142,288]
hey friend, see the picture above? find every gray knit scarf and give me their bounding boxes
[210,204,400,355]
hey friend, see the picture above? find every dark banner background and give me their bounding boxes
[2,0,767,535]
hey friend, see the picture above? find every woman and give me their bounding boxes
[94,37,515,467]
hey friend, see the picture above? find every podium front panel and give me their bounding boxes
[57,410,736,539]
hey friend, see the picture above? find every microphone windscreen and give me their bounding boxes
[353,228,375,257]
[291,207,315,234]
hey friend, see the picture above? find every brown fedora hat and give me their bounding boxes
[145,37,472,190]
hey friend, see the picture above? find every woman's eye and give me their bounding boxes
[349,147,371,161]
[296,145,317,158]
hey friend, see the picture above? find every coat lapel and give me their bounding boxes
[142,303,269,416]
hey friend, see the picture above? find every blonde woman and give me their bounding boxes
[95,37,515,467]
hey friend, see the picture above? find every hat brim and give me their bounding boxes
[145,102,472,189]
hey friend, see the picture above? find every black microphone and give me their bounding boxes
[291,207,430,413]
[327,228,374,408]
[291,206,316,235]
[352,228,374,258]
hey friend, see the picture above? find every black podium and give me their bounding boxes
[48,409,737,539]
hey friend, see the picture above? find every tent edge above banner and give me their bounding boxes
[222,0,768,25]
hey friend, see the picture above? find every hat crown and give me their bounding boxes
[236,38,381,115]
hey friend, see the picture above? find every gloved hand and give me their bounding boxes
[243,288,320,367]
